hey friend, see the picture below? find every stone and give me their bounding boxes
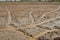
[37,18,60,30]
[37,29,60,40]
[17,27,47,38]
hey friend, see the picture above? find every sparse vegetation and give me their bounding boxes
[0,0,60,2]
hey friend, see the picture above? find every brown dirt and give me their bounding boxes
[0,2,60,40]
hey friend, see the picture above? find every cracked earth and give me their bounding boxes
[0,2,60,40]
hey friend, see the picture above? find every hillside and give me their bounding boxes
[0,2,60,40]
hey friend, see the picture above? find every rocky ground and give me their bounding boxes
[0,2,60,40]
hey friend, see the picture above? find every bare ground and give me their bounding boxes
[0,2,60,40]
